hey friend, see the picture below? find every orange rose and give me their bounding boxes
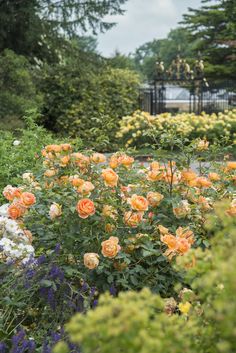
[176,227,194,245]
[76,199,95,219]
[225,161,236,172]
[61,143,72,151]
[208,172,220,181]
[105,223,116,233]
[102,205,118,219]
[147,169,163,182]
[181,170,197,185]
[124,211,143,227]
[176,238,191,254]
[129,194,149,212]
[195,177,212,188]
[101,236,121,258]
[3,185,22,201]
[60,155,70,167]
[44,169,57,177]
[45,144,62,153]
[196,196,212,211]
[8,203,26,219]
[102,168,119,187]
[150,161,160,170]
[118,154,134,168]
[109,155,119,169]
[173,200,191,219]
[90,153,106,164]
[72,153,90,169]
[70,176,84,187]
[77,181,95,196]
[158,225,169,235]
[147,192,163,207]
[20,192,36,207]
[84,253,99,269]
[161,234,178,250]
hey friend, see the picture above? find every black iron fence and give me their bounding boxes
[139,83,236,115]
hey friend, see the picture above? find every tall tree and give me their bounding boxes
[0,0,127,59]
[182,0,236,81]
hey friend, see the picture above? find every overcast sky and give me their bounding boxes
[97,0,203,57]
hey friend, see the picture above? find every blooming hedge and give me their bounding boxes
[0,140,235,350]
[116,109,236,148]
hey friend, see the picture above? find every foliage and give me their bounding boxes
[56,202,236,353]
[0,0,127,61]
[117,109,236,149]
[182,0,236,82]
[39,60,140,151]
[0,136,235,350]
[0,111,83,203]
[0,50,42,126]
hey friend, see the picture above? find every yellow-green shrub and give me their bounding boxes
[117,110,236,148]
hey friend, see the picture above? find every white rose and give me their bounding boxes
[13,140,21,146]
[49,203,62,220]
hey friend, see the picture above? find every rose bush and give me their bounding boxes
[1,140,235,296]
[0,138,235,351]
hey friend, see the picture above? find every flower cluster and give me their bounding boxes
[0,186,36,264]
[117,109,236,147]
[0,203,34,264]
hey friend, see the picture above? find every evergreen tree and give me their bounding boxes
[182,0,236,81]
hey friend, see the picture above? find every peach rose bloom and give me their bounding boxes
[225,161,236,172]
[49,203,62,220]
[76,198,95,218]
[118,155,134,168]
[176,238,191,254]
[147,169,163,182]
[196,140,209,151]
[90,153,106,164]
[124,211,143,227]
[20,192,36,207]
[181,169,197,181]
[102,205,118,219]
[173,200,191,219]
[77,181,95,196]
[61,143,72,151]
[226,199,236,217]
[44,169,57,177]
[147,192,164,207]
[102,168,119,187]
[60,155,70,167]
[161,234,178,250]
[24,230,33,243]
[164,170,180,184]
[197,196,211,211]
[176,227,194,245]
[129,194,149,211]
[158,225,169,235]
[3,185,22,201]
[8,203,26,219]
[101,236,121,258]
[195,177,212,188]
[208,172,220,181]
[84,253,99,269]
[70,176,84,187]
[150,161,160,170]
[46,144,62,153]
[105,223,116,233]
[72,153,90,168]
[109,155,119,169]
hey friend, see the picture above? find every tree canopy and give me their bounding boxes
[182,0,236,81]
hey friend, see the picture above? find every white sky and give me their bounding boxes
[97,0,203,57]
